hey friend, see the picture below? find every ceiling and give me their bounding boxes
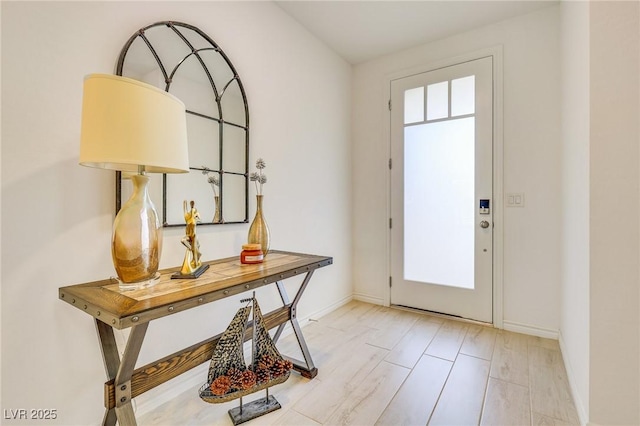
[275,1,558,64]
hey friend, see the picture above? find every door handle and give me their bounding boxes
[480,220,490,229]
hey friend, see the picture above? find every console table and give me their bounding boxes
[58,250,332,426]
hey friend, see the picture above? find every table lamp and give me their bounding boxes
[79,74,189,290]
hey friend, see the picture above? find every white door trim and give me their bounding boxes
[383,46,504,329]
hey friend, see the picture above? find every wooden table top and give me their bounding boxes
[59,250,332,329]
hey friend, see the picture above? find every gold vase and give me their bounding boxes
[213,195,221,223]
[248,195,270,255]
[112,174,162,289]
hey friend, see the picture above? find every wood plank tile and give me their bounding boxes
[138,302,581,426]
[366,306,416,329]
[276,321,375,381]
[528,335,561,351]
[293,343,389,423]
[311,325,378,381]
[241,374,322,426]
[395,308,445,325]
[272,410,321,426]
[480,378,530,426]
[532,411,577,425]
[139,373,318,425]
[425,319,469,361]
[528,346,580,424]
[385,318,441,368]
[490,330,530,387]
[366,308,420,350]
[376,355,452,426]
[324,361,410,426]
[318,300,382,330]
[460,324,497,360]
[275,321,331,358]
[138,384,237,425]
[428,354,490,426]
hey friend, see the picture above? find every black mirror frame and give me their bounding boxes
[114,21,249,227]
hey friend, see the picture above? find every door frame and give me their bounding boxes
[383,46,504,328]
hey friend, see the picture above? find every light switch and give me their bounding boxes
[506,193,525,207]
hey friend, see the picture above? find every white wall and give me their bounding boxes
[588,2,639,424]
[560,1,590,423]
[352,6,562,333]
[1,2,352,424]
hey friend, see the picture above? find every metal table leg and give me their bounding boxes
[95,319,148,426]
[275,271,318,378]
[95,320,119,426]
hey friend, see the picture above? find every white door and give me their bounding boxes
[390,56,493,323]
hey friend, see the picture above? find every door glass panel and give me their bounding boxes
[404,117,475,289]
[451,76,475,117]
[404,87,424,124]
[426,81,449,120]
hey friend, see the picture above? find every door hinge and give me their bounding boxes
[388,99,392,111]
[388,158,392,169]
[389,276,392,287]
[389,218,392,229]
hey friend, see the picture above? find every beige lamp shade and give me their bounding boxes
[79,74,189,173]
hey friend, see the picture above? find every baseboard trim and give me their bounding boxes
[133,295,353,417]
[308,294,353,321]
[502,320,559,339]
[558,331,589,426]
[352,293,385,306]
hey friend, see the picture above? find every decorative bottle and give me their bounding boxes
[213,195,221,223]
[248,195,270,256]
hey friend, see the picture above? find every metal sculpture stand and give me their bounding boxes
[228,389,281,425]
[171,263,209,279]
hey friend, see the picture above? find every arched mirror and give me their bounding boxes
[115,21,249,226]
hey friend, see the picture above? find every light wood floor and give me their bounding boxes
[139,301,580,426]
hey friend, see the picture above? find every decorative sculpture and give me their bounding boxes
[199,294,293,424]
[172,200,210,279]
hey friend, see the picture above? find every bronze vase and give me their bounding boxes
[112,174,161,289]
[248,195,270,255]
